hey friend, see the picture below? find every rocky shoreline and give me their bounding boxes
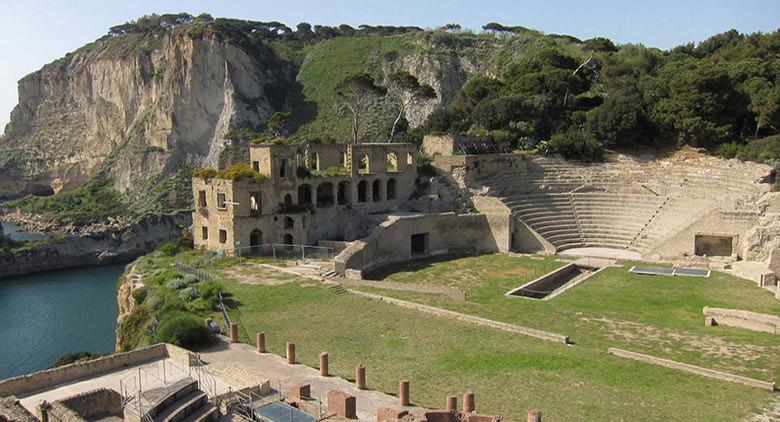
[0,211,191,278]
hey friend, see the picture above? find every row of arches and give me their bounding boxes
[249,229,294,247]
[294,178,397,207]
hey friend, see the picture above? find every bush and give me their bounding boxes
[199,281,224,308]
[541,130,604,162]
[146,295,164,311]
[157,242,179,256]
[737,135,780,163]
[131,287,148,305]
[178,287,200,301]
[716,142,742,159]
[165,278,187,289]
[156,313,212,348]
[183,274,199,284]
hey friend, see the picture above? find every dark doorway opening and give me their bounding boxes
[411,233,428,256]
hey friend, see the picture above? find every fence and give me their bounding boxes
[175,261,215,283]
[235,243,334,262]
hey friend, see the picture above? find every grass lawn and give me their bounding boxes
[213,255,779,421]
[362,254,780,381]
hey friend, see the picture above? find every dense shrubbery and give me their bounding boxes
[7,179,128,225]
[421,29,780,161]
[156,313,212,348]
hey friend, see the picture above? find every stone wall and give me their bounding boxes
[703,307,780,335]
[432,153,530,186]
[649,210,760,259]
[334,213,502,274]
[0,344,168,397]
[50,388,123,422]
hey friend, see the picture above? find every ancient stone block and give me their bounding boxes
[527,409,542,422]
[356,364,366,390]
[376,407,408,422]
[446,395,457,411]
[229,323,239,343]
[327,390,356,419]
[289,384,310,399]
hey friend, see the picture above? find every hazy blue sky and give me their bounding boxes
[1,0,779,129]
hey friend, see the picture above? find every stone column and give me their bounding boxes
[286,342,296,364]
[320,352,329,376]
[356,364,366,390]
[399,380,410,406]
[446,395,457,411]
[229,323,239,343]
[463,392,475,413]
[256,331,266,353]
[527,409,542,422]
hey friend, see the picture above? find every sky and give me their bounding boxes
[0,0,779,129]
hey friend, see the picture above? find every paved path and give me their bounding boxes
[198,340,413,421]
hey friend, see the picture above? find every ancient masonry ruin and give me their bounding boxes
[192,136,780,288]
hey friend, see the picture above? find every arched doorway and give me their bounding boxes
[316,182,334,207]
[297,184,312,205]
[357,180,368,203]
[338,181,351,205]
[250,230,262,255]
[372,179,382,202]
[284,193,293,206]
[386,178,397,200]
[282,233,294,245]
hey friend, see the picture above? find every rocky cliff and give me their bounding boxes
[0,212,189,277]
[0,17,508,199]
[1,28,297,197]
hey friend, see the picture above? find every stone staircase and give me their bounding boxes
[124,379,218,422]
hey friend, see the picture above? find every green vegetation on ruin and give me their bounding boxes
[192,164,267,183]
[192,253,778,421]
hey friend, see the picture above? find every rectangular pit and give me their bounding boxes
[506,263,602,300]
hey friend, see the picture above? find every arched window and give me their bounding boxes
[406,152,414,167]
[340,152,347,167]
[386,178,397,200]
[311,152,320,170]
[284,217,294,229]
[284,193,293,206]
[316,182,334,207]
[357,180,368,203]
[387,153,398,172]
[250,192,261,216]
[359,154,370,174]
[338,181,351,205]
[297,184,312,205]
[372,179,382,202]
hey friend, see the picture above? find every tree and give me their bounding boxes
[584,37,618,52]
[335,73,387,143]
[266,112,292,137]
[586,87,650,146]
[386,72,437,142]
[437,23,462,32]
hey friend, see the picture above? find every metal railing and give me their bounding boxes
[175,261,215,283]
[234,243,334,262]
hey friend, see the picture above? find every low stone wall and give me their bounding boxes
[334,213,502,274]
[50,388,122,422]
[703,307,780,335]
[608,348,776,391]
[0,344,168,397]
[350,289,570,344]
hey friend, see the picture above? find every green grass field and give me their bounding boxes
[214,254,780,421]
